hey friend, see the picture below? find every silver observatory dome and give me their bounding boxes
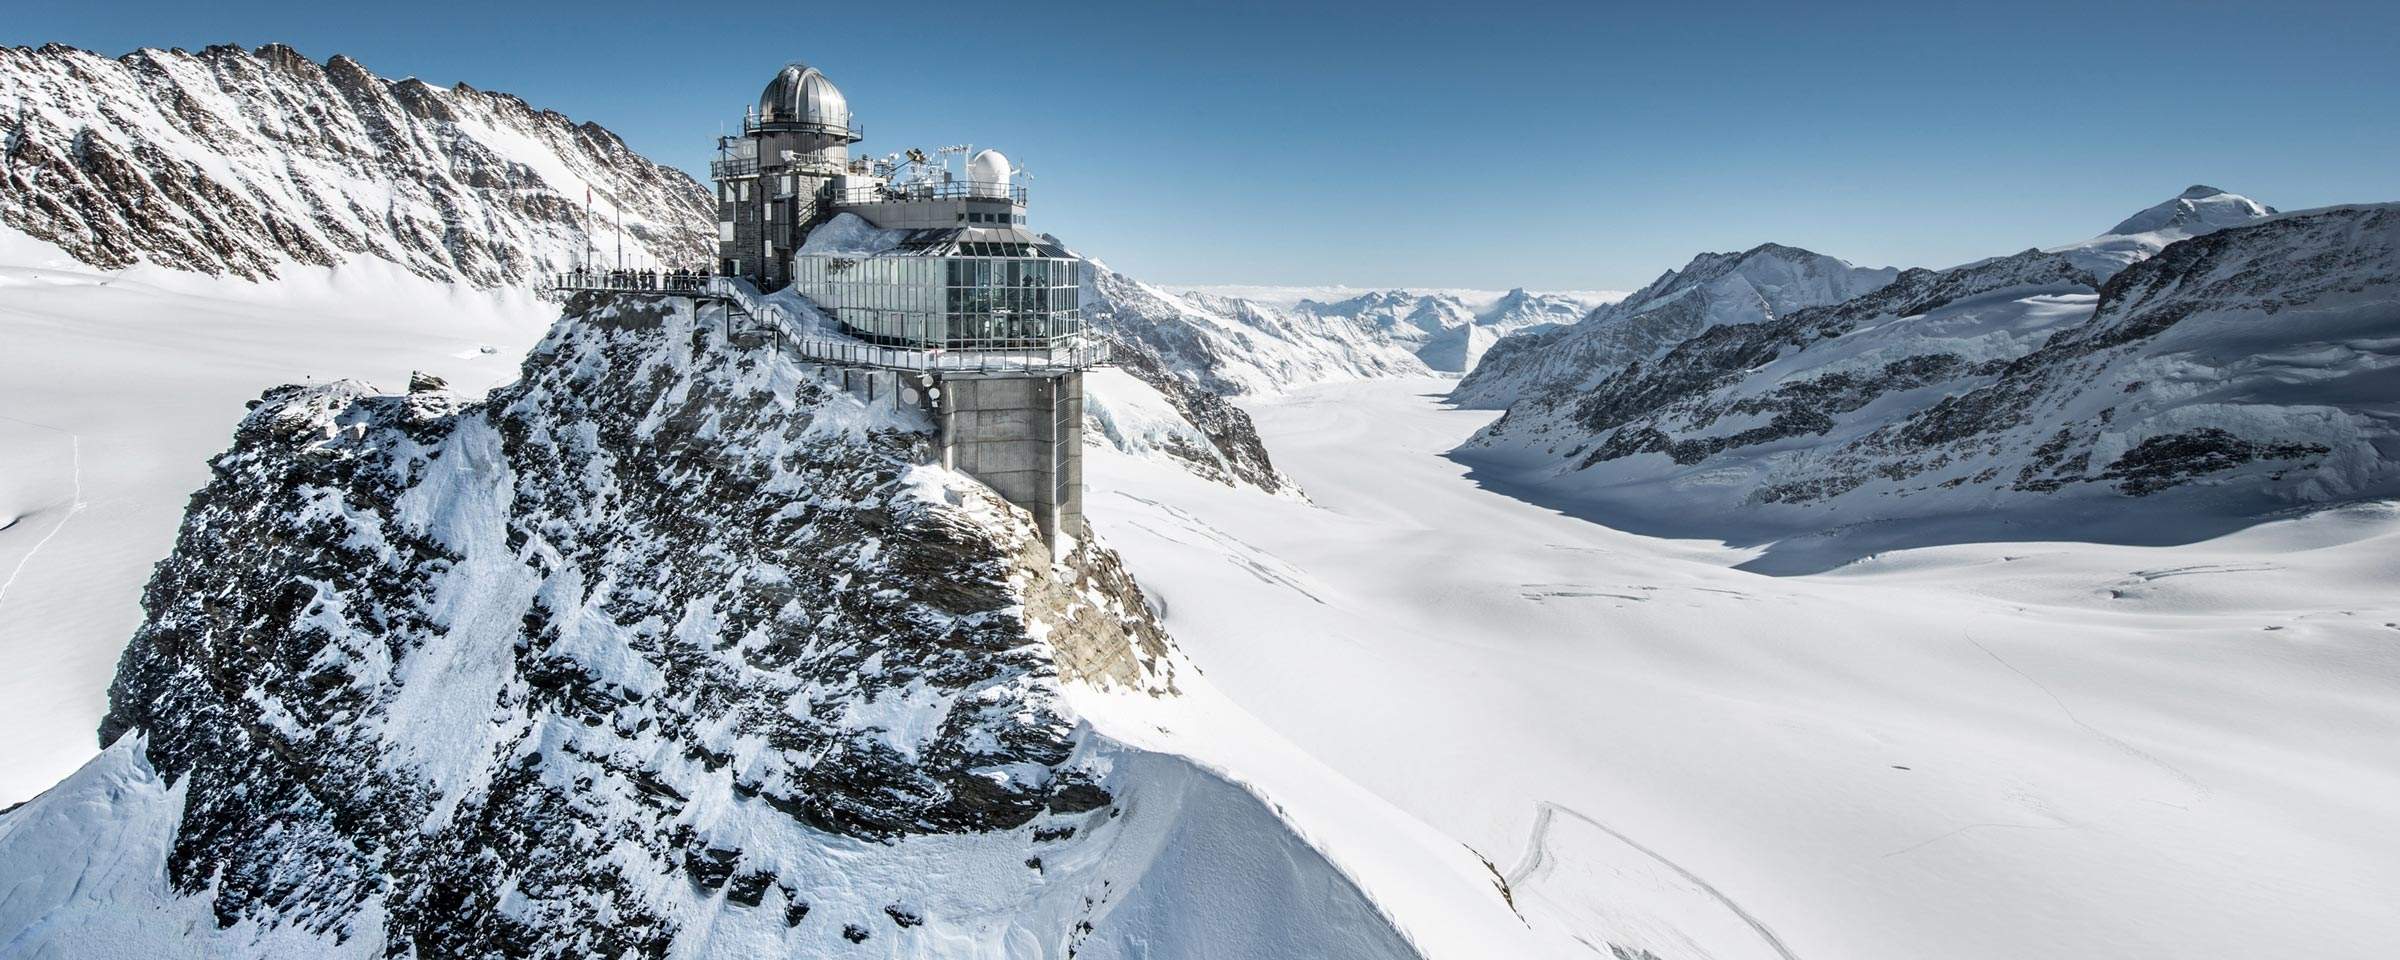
[755,63,854,136]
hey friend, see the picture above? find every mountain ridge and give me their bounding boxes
[0,42,711,286]
[1453,191,2398,570]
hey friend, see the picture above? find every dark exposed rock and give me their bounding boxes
[88,296,1177,954]
[2101,428,2330,496]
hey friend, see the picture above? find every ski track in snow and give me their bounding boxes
[1503,800,1805,960]
[1961,633,2212,803]
[0,414,87,615]
[1117,491,1328,605]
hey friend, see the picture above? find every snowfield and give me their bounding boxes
[0,230,558,805]
[4,240,2395,956]
[1085,377,2400,960]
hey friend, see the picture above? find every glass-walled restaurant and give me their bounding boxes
[791,250,1086,350]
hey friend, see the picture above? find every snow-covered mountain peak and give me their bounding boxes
[2105,184,2277,237]
[1451,242,1898,408]
[0,43,710,286]
[2045,185,2278,279]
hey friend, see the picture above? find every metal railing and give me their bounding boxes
[706,278,1107,375]
[551,270,718,295]
[828,181,1027,206]
[713,155,853,180]
[545,273,1108,373]
[742,117,861,139]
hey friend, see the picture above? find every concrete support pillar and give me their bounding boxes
[934,371,1084,549]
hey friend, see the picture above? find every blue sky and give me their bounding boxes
[13,0,2399,290]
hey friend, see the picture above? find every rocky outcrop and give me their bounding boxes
[1102,344,1298,494]
[0,43,710,285]
[67,296,1179,955]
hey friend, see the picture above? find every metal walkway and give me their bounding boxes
[548,273,1108,375]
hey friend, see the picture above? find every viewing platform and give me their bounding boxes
[547,272,1109,376]
[709,154,853,180]
[830,180,1028,205]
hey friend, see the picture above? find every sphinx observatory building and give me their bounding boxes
[698,62,1105,547]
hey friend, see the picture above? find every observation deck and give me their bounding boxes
[829,180,1028,206]
[709,154,855,180]
[548,271,1108,375]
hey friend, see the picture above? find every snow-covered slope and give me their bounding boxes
[0,40,696,807]
[1087,377,2400,960]
[0,228,559,806]
[0,43,710,285]
[1452,244,1901,408]
[1457,196,2400,569]
[0,297,1504,959]
[2047,184,2277,279]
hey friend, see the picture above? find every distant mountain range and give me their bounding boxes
[1452,187,2399,567]
[1097,281,1613,391]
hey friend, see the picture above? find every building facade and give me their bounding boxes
[711,62,1100,547]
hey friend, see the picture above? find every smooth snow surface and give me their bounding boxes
[0,227,554,804]
[1085,377,2400,960]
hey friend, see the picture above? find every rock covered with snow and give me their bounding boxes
[1452,243,1901,409]
[2106,184,2278,239]
[1459,200,2400,545]
[1085,361,1301,496]
[2049,185,2278,279]
[0,295,1440,956]
[0,43,710,285]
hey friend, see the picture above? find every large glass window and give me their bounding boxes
[792,253,1084,351]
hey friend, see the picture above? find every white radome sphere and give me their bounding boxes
[967,149,1011,197]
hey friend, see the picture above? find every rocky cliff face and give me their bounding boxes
[1458,200,2400,548]
[1452,243,1900,409]
[0,296,1306,956]
[1094,347,1299,494]
[0,43,710,285]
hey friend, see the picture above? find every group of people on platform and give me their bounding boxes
[560,266,715,292]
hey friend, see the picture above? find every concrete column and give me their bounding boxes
[935,371,1085,548]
